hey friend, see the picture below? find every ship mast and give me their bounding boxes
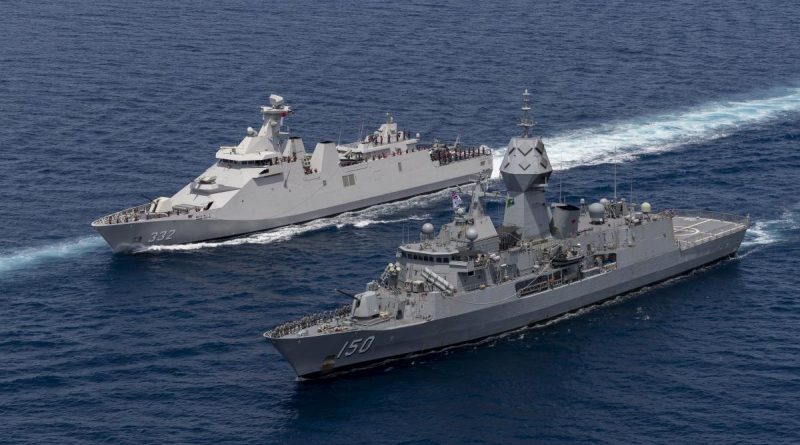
[518,88,535,138]
[499,89,553,240]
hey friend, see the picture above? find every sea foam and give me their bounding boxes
[491,87,800,178]
[3,89,799,269]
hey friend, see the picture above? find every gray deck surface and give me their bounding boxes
[673,216,747,247]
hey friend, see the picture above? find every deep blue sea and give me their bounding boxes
[2,0,800,443]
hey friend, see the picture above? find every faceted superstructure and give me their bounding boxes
[499,89,553,240]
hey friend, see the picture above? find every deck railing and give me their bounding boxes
[670,209,750,224]
[93,203,205,225]
[92,204,150,225]
[264,304,352,339]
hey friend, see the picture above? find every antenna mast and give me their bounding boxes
[613,146,618,201]
[559,155,563,203]
[630,171,634,204]
[518,89,535,138]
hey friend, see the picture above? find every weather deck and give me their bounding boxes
[672,212,749,249]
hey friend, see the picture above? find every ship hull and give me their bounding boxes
[269,228,745,378]
[94,167,488,252]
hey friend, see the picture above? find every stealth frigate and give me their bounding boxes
[92,95,491,252]
[265,90,749,378]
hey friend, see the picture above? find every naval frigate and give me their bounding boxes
[265,90,749,379]
[92,95,492,252]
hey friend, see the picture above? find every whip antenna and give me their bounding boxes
[613,146,618,201]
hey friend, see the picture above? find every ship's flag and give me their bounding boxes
[451,190,463,209]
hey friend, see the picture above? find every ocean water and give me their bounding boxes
[1,0,800,443]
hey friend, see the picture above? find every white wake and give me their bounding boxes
[3,88,799,270]
[741,210,798,249]
[141,192,448,253]
[0,236,105,275]
[491,87,800,178]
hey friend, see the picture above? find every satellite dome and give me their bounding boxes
[641,202,652,214]
[247,127,256,136]
[466,227,479,241]
[421,223,435,234]
[600,198,610,205]
[588,202,605,223]
[456,207,465,216]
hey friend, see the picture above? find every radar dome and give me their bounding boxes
[466,227,479,241]
[600,198,610,205]
[246,127,256,136]
[641,202,652,213]
[456,207,465,216]
[588,202,605,223]
[421,223,435,234]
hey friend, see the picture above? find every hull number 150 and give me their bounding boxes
[336,336,375,358]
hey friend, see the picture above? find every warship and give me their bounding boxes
[92,95,492,252]
[265,90,749,379]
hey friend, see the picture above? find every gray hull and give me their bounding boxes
[266,93,751,380]
[92,95,494,253]
[270,229,744,378]
[94,170,486,252]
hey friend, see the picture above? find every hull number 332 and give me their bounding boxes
[148,229,176,242]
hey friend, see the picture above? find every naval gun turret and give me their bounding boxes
[499,89,553,240]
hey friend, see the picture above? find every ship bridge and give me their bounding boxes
[216,94,307,164]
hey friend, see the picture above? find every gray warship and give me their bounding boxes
[92,95,492,252]
[265,90,749,378]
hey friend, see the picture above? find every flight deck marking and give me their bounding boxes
[674,227,700,237]
[676,218,712,230]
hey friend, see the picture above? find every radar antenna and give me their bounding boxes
[518,89,535,138]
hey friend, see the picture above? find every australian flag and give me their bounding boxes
[451,190,463,209]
